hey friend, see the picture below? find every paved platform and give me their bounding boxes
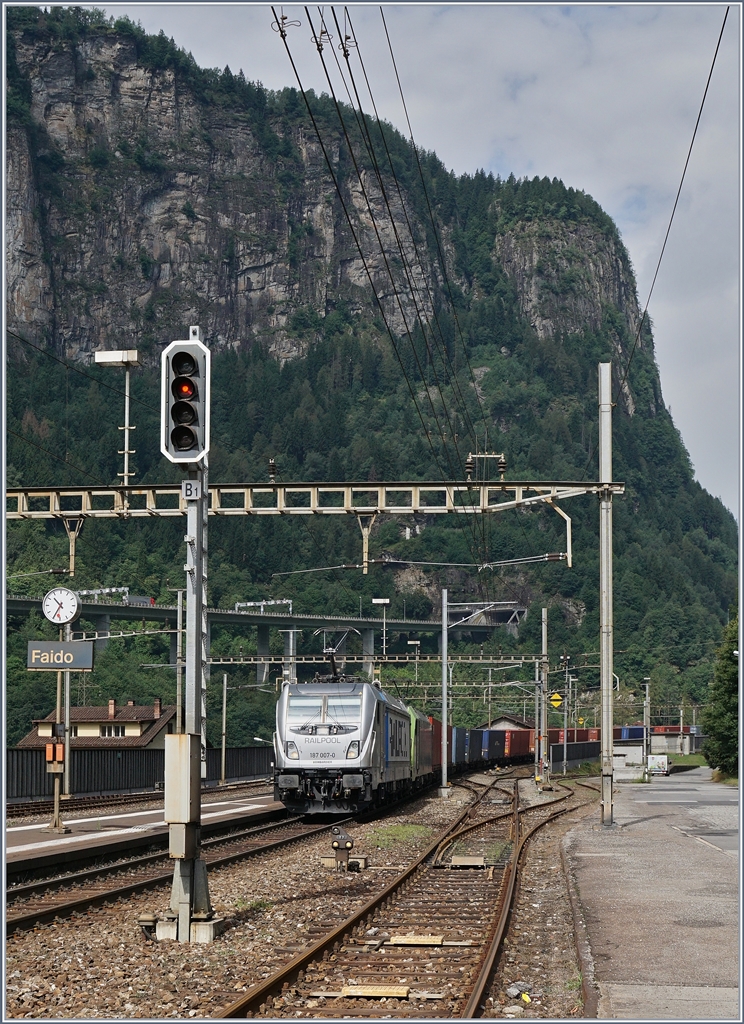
[563,767,739,1020]
[6,793,282,872]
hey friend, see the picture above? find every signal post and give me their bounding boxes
[156,327,219,943]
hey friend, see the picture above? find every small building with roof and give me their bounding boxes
[16,698,177,749]
[476,713,534,731]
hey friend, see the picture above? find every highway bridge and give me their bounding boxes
[7,595,525,679]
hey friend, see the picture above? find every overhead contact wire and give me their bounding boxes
[378,7,501,590]
[616,4,730,404]
[324,8,491,574]
[270,8,442,486]
[344,6,482,455]
[580,5,730,480]
[326,8,491,577]
[328,7,471,465]
[299,7,488,572]
[343,10,495,591]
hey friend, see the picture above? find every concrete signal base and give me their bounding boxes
[156,917,225,943]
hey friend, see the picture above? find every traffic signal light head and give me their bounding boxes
[161,328,210,463]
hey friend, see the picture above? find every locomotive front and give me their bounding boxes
[273,678,375,814]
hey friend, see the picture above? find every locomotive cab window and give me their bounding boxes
[326,697,361,725]
[286,693,360,735]
[287,696,323,724]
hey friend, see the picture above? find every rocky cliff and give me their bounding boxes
[7,12,654,421]
[7,19,435,365]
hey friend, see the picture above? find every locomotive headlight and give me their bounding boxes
[346,740,360,758]
[285,740,299,760]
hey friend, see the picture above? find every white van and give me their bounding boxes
[647,754,671,776]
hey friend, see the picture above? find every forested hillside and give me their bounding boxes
[6,7,738,747]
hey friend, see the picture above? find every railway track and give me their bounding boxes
[217,778,595,1019]
[6,773,505,934]
[5,816,338,934]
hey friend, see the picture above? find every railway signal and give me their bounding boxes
[161,327,210,463]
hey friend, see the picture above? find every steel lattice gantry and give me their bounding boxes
[6,479,623,572]
[6,480,623,518]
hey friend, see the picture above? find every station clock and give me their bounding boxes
[42,587,81,625]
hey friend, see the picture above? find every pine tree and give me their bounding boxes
[701,611,739,777]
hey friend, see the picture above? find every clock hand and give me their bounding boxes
[55,599,64,619]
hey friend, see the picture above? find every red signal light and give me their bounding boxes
[172,376,197,401]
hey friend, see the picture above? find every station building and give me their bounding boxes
[16,698,177,750]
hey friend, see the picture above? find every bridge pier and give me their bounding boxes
[283,630,298,685]
[362,629,374,680]
[93,615,111,652]
[257,625,270,686]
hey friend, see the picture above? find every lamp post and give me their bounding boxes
[220,673,228,786]
[643,677,651,774]
[407,640,420,681]
[372,598,390,658]
[94,350,140,507]
[560,654,571,775]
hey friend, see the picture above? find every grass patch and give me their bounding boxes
[234,897,272,913]
[570,761,601,776]
[367,824,431,848]
[669,753,706,767]
[711,769,739,785]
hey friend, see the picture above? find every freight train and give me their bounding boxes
[272,674,537,815]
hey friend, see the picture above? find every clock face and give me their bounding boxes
[42,587,81,624]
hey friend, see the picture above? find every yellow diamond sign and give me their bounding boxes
[549,692,563,708]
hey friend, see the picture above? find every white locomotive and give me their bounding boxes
[273,674,436,814]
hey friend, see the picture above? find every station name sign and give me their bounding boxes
[27,641,94,671]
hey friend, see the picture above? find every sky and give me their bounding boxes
[102,2,741,517]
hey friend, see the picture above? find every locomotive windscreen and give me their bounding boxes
[287,696,323,724]
[286,694,361,725]
[326,696,361,725]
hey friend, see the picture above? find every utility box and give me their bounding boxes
[165,733,201,824]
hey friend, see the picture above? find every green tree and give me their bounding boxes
[701,612,739,776]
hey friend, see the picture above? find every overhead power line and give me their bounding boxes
[617,4,730,400]
[582,5,730,479]
[271,5,492,585]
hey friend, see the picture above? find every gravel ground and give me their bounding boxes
[5,790,473,1019]
[481,780,600,1019]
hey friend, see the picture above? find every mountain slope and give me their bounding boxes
[5,8,737,746]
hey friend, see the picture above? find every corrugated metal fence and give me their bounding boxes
[550,740,601,769]
[6,746,273,800]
